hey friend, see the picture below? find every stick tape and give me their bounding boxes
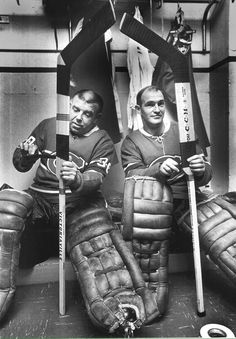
[200,324,235,338]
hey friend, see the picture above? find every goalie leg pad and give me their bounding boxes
[177,192,236,284]
[0,189,33,321]
[67,206,157,334]
[122,176,173,320]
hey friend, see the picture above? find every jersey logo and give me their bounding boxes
[71,153,88,170]
[46,152,88,176]
[150,155,185,184]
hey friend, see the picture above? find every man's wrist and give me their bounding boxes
[70,172,84,192]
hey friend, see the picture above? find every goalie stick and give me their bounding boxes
[56,0,116,315]
[120,13,206,316]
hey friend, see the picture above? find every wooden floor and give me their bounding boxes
[0,269,236,338]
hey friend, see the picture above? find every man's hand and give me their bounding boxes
[60,158,83,190]
[160,158,180,177]
[187,154,205,176]
[20,141,39,159]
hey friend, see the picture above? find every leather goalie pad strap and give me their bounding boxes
[0,189,33,321]
[177,192,236,284]
[122,176,173,321]
[66,206,159,334]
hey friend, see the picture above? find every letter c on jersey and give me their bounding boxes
[47,152,87,175]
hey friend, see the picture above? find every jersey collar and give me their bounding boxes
[83,125,99,136]
[139,117,171,139]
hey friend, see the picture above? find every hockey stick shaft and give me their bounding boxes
[56,55,70,316]
[186,172,204,314]
[175,82,205,315]
[58,176,66,315]
[120,14,205,315]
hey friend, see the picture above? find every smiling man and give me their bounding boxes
[121,85,212,192]
[120,85,212,318]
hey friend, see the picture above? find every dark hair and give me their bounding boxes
[72,89,104,114]
[136,85,163,106]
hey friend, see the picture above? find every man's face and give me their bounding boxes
[69,95,99,136]
[139,89,165,130]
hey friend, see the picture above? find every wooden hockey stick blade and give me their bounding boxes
[120,13,187,81]
[60,0,116,68]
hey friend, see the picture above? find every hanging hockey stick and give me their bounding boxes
[56,0,116,315]
[120,13,205,316]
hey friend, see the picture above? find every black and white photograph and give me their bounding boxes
[0,0,236,337]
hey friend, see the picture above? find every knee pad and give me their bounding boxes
[177,192,236,284]
[122,176,173,320]
[0,189,33,321]
[66,207,157,335]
